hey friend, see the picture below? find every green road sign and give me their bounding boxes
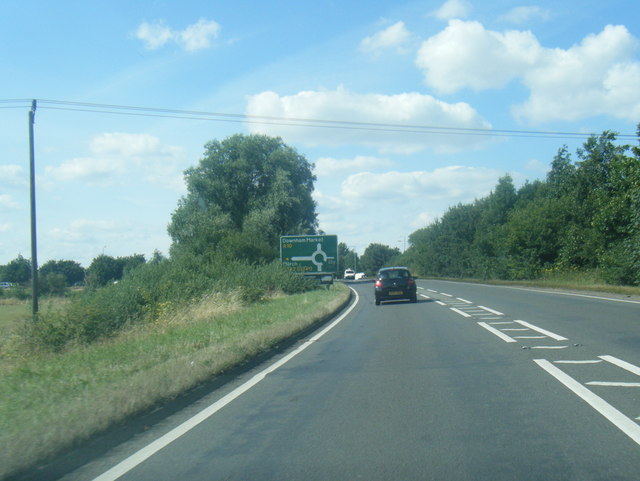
[280,235,338,274]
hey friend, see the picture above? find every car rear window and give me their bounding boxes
[379,269,410,279]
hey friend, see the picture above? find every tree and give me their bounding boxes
[85,255,121,287]
[359,243,400,275]
[40,272,67,296]
[547,146,576,197]
[4,255,31,284]
[120,254,146,277]
[338,243,359,275]
[39,260,85,286]
[169,134,318,261]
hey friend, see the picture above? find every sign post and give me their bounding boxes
[280,235,338,284]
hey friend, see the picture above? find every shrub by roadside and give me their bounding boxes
[26,256,316,351]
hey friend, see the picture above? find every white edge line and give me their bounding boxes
[92,288,360,481]
[478,322,517,343]
[450,307,472,318]
[515,320,568,341]
[586,382,640,387]
[478,305,504,316]
[554,360,603,364]
[486,284,640,305]
[456,298,473,304]
[441,292,453,297]
[531,346,569,349]
[535,359,640,446]
[599,355,640,377]
[435,301,447,306]
[420,294,431,299]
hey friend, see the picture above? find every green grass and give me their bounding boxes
[0,284,350,479]
[478,270,640,297]
[0,299,29,326]
[424,269,640,298]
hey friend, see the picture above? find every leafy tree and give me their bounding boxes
[86,255,121,287]
[86,254,147,287]
[359,243,400,275]
[169,134,317,262]
[150,250,167,264]
[4,255,31,284]
[405,128,640,285]
[338,243,359,275]
[39,260,85,286]
[547,146,576,197]
[120,254,146,277]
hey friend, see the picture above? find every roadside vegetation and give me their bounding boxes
[402,127,640,286]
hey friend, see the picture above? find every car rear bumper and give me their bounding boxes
[375,288,416,301]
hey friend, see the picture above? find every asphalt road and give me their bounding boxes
[60,279,640,481]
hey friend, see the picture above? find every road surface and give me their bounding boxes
[55,280,640,480]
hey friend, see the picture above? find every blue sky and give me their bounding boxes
[1,0,639,267]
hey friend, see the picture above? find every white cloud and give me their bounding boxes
[499,6,551,24]
[340,166,502,202]
[433,0,472,21]
[135,18,220,52]
[178,18,221,51]
[416,20,542,94]
[49,219,119,243]
[514,25,640,123]
[46,133,186,190]
[0,165,25,188]
[360,21,411,57]
[245,86,492,154]
[136,21,174,50]
[0,194,19,210]
[314,155,393,176]
[46,156,125,185]
[0,223,11,233]
[416,21,640,123]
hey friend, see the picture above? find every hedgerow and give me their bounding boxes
[27,255,316,351]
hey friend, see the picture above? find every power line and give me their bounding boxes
[2,98,638,141]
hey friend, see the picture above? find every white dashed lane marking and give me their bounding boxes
[422,285,640,436]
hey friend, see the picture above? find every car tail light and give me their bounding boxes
[375,280,382,288]
[407,277,415,286]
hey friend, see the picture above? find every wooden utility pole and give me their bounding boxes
[29,99,38,317]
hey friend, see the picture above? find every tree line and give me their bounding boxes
[0,253,160,296]
[402,127,640,285]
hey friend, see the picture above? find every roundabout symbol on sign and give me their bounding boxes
[291,243,335,272]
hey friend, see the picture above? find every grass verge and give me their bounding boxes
[424,271,640,299]
[0,283,350,480]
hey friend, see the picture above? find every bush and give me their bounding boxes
[40,273,67,296]
[28,255,317,350]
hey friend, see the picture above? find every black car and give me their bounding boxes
[374,266,417,305]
